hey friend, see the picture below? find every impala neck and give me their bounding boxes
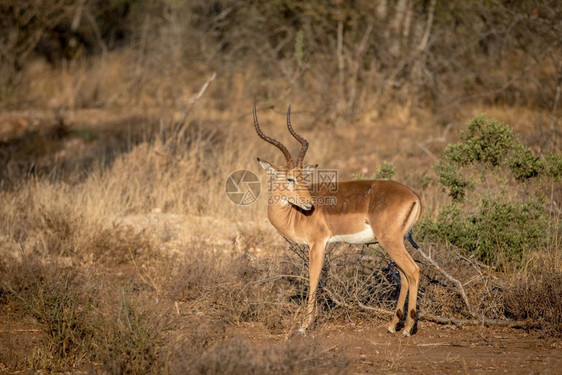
[267,198,294,228]
[266,198,314,243]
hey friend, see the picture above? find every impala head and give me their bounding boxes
[254,105,317,211]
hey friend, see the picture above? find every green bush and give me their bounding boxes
[353,161,396,180]
[544,153,562,180]
[421,198,547,266]
[423,115,557,268]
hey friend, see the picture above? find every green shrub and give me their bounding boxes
[374,161,396,180]
[423,115,557,268]
[353,161,395,180]
[544,153,562,180]
[421,198,547,266]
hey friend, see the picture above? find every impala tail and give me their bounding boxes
[404,197,421,250]
[406,230,419,250]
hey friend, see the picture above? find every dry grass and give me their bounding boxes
[0,40,560,372]
[0,114,349,372]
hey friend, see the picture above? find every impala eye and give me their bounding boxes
[287,177,296,183]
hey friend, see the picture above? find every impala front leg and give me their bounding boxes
[299,240,326,334]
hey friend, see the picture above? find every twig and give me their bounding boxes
[171,72,217,141]
[284,236,309,264]
[127,244,160,295]
[416,142,438,161]
[356,302,394,317]
[419,312,535,328]
[415,245,475,317]
[454,252,485,277]
[417,342,463,347]
[238,273,309,296]
[190,72,217,105]
[0,328,42,333]
[322,285,352,309]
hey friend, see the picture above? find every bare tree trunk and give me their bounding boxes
[390,0,408,55]
[347,24,373,113]
[376,0,387,20]
[336,19,345,114]
[403,0,413,38]
[391,0,408,33]
[417,0,437,54]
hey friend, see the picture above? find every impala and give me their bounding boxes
[253,105,422,336]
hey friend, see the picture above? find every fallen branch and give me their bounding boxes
[415,245,475,317]
[322,286,352,309]
[419,312,536,328]
[356,302,394,317]
[353,302,535,328]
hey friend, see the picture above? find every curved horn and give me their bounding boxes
[286,105,309,166]
[253,104,294,168]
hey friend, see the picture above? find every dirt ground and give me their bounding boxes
[2,312,561,374]
[234,322,562,374]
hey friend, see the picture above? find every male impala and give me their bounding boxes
[254,105,422,336]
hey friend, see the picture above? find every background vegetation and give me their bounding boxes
[0,0,560,373]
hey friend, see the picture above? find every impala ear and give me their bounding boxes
[257,158,278,176]
[302,164,318,176]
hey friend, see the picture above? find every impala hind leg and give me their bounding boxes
[378,237,420,336]
[387,268,408,333]
[299,240,326,334]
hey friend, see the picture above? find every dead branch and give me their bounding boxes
[416,142,438,161]
[190,72,217,105]
[353,302,535,328]
[415,245,475,317]
[322,286,352,309]
[356,302,394,317]
[419,312,536,328]
[168,71,217,142]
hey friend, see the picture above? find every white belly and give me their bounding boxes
[327,227,376,244]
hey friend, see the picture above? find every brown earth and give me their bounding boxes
[234,322,562,374]
[2,313,560,374]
